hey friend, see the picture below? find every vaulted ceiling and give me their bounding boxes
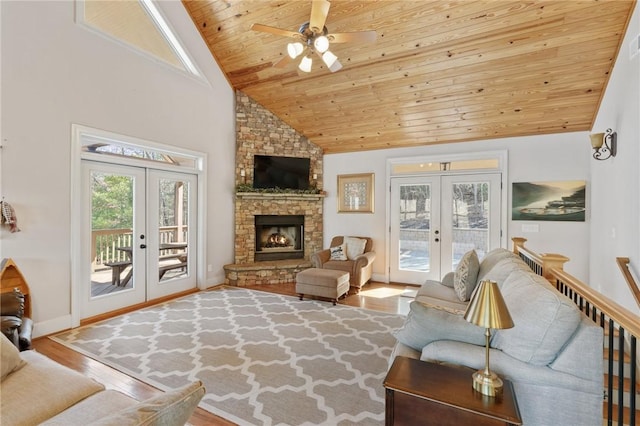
[183,0,636,154]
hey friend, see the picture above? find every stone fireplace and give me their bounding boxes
[254,215,304,261]
[224,91,325,287]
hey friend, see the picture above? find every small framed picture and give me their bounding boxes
[337,173,374,213]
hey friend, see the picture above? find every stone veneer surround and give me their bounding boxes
[225,92,324,286]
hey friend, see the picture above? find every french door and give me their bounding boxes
[390,173,501,284]
[80,161,197,319]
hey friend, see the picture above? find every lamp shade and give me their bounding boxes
[464,280,514,330]
[590,133,605,149]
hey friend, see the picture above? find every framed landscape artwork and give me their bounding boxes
[338,173,374,213]
[512,180,586,222]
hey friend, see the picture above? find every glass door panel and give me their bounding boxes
[390,177,440,284]
[81,162,146,319]
[146,170,197,299]
[441,174,502,272]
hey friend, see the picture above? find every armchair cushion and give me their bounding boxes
[329,243,348,261]
[344,237,367,260]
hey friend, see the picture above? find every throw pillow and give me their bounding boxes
[1,332,26,381]
[453,250,480,301]
[344,237,367,260]
[88,380,205,426]
[392,301,485,352]
[329,243,348,261]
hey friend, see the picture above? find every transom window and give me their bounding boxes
[76,0,202,79]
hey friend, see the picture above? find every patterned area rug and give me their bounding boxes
[51,288,405,425]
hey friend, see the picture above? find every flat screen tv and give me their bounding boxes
[253,155,310,190]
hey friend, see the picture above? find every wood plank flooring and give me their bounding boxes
[32,281,415,426]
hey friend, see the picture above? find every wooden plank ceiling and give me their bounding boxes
[183,0,635,154]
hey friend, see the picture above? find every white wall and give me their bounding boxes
[0,1,236,334]
[324,133,591,283]
[590,2,640,315]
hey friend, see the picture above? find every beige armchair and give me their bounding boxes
[311,236,375,292]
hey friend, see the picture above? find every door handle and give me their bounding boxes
[434,238,439,243]
[140,244,147,249]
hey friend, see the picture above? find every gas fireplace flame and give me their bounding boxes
[265,233,290,248]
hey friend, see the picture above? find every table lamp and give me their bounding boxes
[463,279,514,397]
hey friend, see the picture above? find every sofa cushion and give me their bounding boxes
[1,333,26,381]
[87,381,205,426]
[476,248,519,282]
[0,350,105,425]
[344,236,367,260]
[480,256,530,288]
[453,250,480,301]
[329,243,348,261]
[393,301,485,351]
[492,270,581,366]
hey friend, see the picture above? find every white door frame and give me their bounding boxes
[70,124,207,327]
[385,150,508,284]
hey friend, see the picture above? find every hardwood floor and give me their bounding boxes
[32,281,415,426]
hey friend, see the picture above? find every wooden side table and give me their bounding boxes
[384,356,522,426]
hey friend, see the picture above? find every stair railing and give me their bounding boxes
[512,237,640,426]
[617,257,640,309]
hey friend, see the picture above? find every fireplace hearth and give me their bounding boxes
[255,215,304,261]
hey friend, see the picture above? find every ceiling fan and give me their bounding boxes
[250,0,376,73]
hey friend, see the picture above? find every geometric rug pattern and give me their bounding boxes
[51,288,406,425]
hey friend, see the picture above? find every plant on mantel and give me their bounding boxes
[235,183,325,195]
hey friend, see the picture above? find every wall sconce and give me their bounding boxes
[589,128,617,161]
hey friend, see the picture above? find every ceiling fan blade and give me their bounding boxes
[309,0,330,33]
[329,30,377,44]
[250,23,300,39]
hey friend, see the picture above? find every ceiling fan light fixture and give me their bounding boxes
[287,42,304,59]
[299,55,313,72]
[313,35,330,53]
[322,50,338,66]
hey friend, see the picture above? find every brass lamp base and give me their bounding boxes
[472,369,503,397]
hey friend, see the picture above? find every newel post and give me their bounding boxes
[539,253,570,283]
[512,237,527,255]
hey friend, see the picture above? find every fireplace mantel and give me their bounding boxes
[236,192,326,201]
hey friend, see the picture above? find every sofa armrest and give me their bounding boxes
[420,340,601,394]
[311,249,331,268]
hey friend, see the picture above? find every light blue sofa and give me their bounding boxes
[391,248,603,426]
